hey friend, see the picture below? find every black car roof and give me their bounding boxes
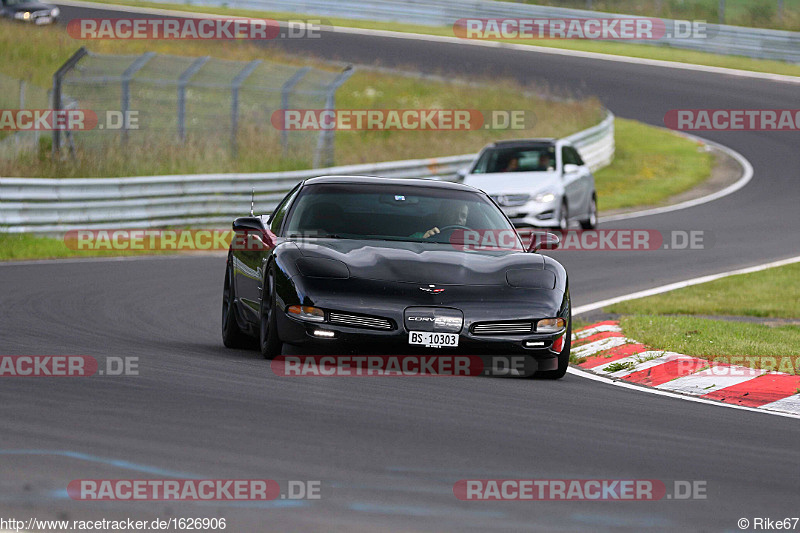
[303,175,481,192]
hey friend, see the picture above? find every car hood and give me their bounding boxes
[5,2,54,11]
[463,171,560,196]
[294,239,544,286]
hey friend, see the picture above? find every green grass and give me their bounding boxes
[608,262,800,318]
[70,0,800,78]
[606,262,800,372]
[1,14,718,261]
[0,233,169,260]
[620,315,800,371]
[593,118,713,211]
[0,18,604,178]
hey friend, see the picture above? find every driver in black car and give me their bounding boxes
[411,203,469,240]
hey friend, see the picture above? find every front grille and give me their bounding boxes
[329,312,393,330]
[491,194,530,207]
[472,321,534,335]
[32,9,51,17]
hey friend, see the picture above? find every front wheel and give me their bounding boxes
[532,317,571,380]
[580,196,598,230]
[558,202,569,231]
[259,268,283,359]
[222,256,251,349]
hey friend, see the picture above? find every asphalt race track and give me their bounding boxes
[0,4,798,531]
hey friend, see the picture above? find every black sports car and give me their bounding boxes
[222,176,572,379]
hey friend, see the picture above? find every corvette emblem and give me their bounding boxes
[419,284,445,294]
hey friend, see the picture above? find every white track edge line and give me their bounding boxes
[47,0,800,422]
[55,0,800,85]
[598,133,754,222]
[567,366,800,420]
[573,255,800,315]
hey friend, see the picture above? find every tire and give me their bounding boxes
[558,201,569,231]
[533,317,571,380]
[222,256,251,349]
[259,266,283,359]
[580,195,598,230]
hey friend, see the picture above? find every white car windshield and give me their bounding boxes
[471,146,556,174]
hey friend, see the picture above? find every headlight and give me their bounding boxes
[15,11,30,19]
[287,305,325,322]
[537,317,566,333]
[533,192,556,203]
[51,7,60,17]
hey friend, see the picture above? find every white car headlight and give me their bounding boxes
[51,7,60,17]
[533,192,556,203]
[15,11,31,20]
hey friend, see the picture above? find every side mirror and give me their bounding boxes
[527,231,560,253]
[563,163,579,175]
[232,216,276,251]
[455,167,469,181]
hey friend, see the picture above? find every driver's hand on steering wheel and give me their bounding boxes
[422,227,440,239]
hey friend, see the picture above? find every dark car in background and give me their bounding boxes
[1,0,59,24]
[221,175,572,379]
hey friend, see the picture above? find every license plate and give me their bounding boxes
[35,16,52,24]
[408,332,458,348]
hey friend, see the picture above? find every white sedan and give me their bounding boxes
[461,138,597,230]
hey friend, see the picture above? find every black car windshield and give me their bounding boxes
[4,0,34,6]
[471,145,556,174]
[284,182,523,249]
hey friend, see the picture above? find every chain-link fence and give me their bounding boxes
[0,73,50,158]
[52,48,353,168]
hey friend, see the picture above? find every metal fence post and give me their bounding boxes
[230,59,261,157]
[177,56,209,142]
[279,66,310,157]
[52,47,88,158]
[120,52,155,144]
[313,65,354,169]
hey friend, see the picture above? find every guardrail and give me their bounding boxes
[173,0,800,63]
[0,113,614,234]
